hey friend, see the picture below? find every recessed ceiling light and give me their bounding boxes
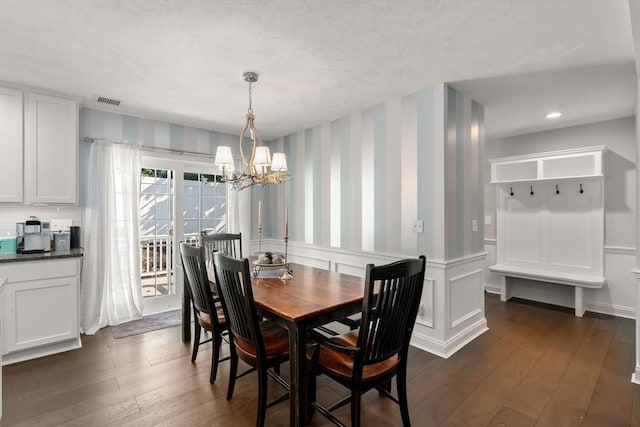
[545,111,562,119]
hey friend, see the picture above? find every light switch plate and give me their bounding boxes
[485,215,492,226]
[412,220,423,233]
[471,219,478,232]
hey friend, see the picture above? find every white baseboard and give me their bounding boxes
[585,300,635,319]
[484,283,501,295]
[411,318,488,359]
[632,365,640,385]
[485,282,635,319]
[2,337,82,365]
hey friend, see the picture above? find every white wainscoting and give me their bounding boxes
[410,253,488,358]
[416,278,435,328]
[254,239,488,358]
[449,269,483,328]
[254,239,409,278]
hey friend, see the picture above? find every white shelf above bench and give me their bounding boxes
[490,146,606,184]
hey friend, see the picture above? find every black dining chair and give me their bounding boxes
[200,231,242,285]
[308,256,427,427]
[212,252,290,427]
[179,242,230,384]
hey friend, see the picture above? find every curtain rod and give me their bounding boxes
[83,136,215,159]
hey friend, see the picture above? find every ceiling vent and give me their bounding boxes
[96,96,121,106]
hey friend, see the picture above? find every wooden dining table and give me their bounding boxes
[181,262,365,427]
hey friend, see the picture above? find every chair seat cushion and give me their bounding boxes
[312,331,399,383]
[234,321,289,361]
[195,303,227,330]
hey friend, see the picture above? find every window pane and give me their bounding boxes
[184,172,199,181]
[201,181,217,197]
[140,177,157,194]
[155,220,170,236]
[183,195,199,219]
[154,195,170,220]
[139,195,155,220]
[184,220,199,235]
[139,219,156,237]
[201,197,216,216]
[184,170,227,234]
[214,185,227,198]
[202,219,224,233]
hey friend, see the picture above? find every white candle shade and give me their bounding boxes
[253,146,271,166]
[271,152,288,172]
[214,146,234,166]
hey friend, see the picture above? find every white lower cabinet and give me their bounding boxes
[0,277,5,420]
[1,258,81,364]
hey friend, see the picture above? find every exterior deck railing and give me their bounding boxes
[140,233,199,297]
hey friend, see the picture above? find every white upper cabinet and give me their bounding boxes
[490,146,606,184]
[24,93,78,204]
[0,87,23,202]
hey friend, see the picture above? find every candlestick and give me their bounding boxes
[284,207,288,239]
[280,235,293,279]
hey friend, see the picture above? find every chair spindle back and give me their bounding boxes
[212,252,265,359]
[179,243,217,320]
[358,256,426,366]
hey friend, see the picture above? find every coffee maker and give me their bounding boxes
[17,217,51,253]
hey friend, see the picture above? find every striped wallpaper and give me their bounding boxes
[271,83,485,261]
[80,108,239,155]
[80,84,484,262]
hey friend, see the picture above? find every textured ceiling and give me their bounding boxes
[0,0,635,140]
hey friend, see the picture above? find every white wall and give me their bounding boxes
[484,116,636,317]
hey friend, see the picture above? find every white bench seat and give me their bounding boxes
[489,264,606,317]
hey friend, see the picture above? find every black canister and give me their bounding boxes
[70,226,81,249]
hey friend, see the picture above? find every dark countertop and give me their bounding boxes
[0,248,84,263]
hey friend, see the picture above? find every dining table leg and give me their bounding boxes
[288,321,308,426]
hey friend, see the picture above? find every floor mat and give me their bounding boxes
[110,309,182,338]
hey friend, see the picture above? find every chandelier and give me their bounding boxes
[214,72,289,191]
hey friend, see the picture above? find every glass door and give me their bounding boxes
[139,165,179,314]
[138,156,228,315]
[183,171,227,239]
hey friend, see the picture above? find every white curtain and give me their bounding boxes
[80,141,143,334]
[227,190,240,233]
[227,189,251,255]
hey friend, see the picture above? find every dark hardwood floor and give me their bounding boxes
[3,293,640,426]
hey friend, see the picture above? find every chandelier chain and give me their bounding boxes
[248,80,253,114]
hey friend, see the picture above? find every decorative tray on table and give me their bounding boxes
[252,260,286,269]
[252,252,292,278]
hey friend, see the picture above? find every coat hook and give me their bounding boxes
[510,187,514,196]
[555,185,560,195]
[579,184,584,194]
[530,186,534,196]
